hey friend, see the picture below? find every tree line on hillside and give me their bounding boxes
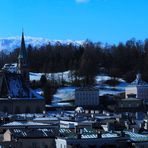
[1,38,148,85]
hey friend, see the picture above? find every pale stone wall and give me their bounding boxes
[3,130,11,141]
[125,87,137,98]
[126,85,148,102]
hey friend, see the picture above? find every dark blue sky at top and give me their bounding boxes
[0,0,148,44]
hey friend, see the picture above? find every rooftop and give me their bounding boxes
[2,63,18,73]
[120,98,143,101]
[129,73,148,86]
[8,128,55,138]
[125,131,148,142]
[75,87,99,92]
[58,128,120,139]
[2,121,49,127]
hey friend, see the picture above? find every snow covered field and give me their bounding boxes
[53,87,76,102]
[30,71,71,82]
[31,71,128,103]
[52,83,127,103]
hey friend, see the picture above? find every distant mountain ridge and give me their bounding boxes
[0,36,84,52]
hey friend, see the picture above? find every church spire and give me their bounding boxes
[18,31,27,63]
[21,31,25,50]
[18,31,29,85]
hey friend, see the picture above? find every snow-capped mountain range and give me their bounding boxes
[0,36,84,52]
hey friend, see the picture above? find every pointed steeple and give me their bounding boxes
[136,73,141,81]
[18,31,27,64]
[18,31,29,85]
[130,73,148,86]
[21,31,25,51]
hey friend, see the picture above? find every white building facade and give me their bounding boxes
[125,73,148,102]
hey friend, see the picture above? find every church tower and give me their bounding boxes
[18,32,29,85]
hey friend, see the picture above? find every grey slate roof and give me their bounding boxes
[0,71,43,99]
[9,128,55,138]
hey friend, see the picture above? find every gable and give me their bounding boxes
[0,73,8,97]
[6,74,29,98]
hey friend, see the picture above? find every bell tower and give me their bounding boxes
[18,31,29,85]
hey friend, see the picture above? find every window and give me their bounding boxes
[25,106,31,113]
[35,106,41,113]
[15,106,20,114]
[44,144,48,148]
[32,142,37,148]
[127,94,136,98]
[3,106,8,113]
[88,145,96,148]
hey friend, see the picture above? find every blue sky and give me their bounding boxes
[0,0,148,44]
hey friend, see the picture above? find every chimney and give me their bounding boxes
[121,131,125,137]
[75,126,80,133]
[136,73,141,81]
[107,122,110,131]
[97,131,102,138]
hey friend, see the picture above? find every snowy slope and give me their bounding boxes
[0,36,84,52]
[30,71,72,82]
[30,71,127,85]
[31,71,128,103]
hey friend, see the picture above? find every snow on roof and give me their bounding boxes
[52,102,72,107]
[96,75,126,84]
[8,76,28,97]
[99,89,123,96]
[29,72,42,81]
[125,131,148,142]
[29,88,44,99]
[95,115,116,120]
[75,107,84,113]
[33,88,43,95]
[2,63,18,73]
[9,128,55,138]
[95,75,111,83]
[102,133,118,138]
[76,87,99,91]
[3,121,49,126]
[58,128,120,139]
[81,133,118,139]
[33,117,58,121]
[53,87,76,102]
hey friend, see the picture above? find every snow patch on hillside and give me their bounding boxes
[0,36,84,52]
[30,71,128,103]
[30,71,72,82]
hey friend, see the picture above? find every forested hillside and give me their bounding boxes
[1,38,148,84]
